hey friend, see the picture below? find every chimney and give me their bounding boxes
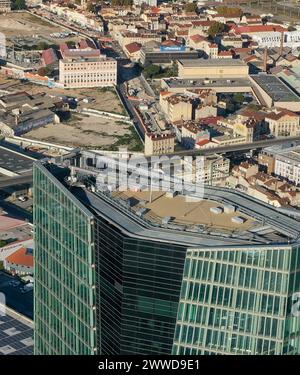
[263,47,268,72]
[280,31,284,56]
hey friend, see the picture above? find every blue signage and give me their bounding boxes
[160,45,186,52]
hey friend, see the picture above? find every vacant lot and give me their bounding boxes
[0,12,79,44]
[0,76,126,115]
[25,114,143,151]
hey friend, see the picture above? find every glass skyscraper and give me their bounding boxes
[33,151,300,355]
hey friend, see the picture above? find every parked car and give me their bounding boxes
[20,283,34,294]
[9,280,20,287]
[18,196,28,202]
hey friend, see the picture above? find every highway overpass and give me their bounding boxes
[164,136,300,157]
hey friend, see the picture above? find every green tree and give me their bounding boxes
[13,0,26,10]
[38,66,52,77]
[0,240,7,248]
[144,64,161,79]
[185,2,198,14]
[66,40,76,48]
[37,41,50,50]
[87,2,95,12]
[233,92,244,103]
[207,22,228,38]
[288,24,296,32]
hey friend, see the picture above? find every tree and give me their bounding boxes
[288,25,296,32]
[233,93,244,104]
[111,0,133,5]
[87,2,96,12]
[185,2,198,14]
[37,41,50,50]
[66,40,76,49]
[13,0,26,10]
[144,64,161,79]
[207,22,228,38]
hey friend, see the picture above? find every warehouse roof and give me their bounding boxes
[178,59,248,67]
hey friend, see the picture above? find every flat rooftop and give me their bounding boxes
[251,74,300,102]
[264,143,300,164]
[163,77,252,89]
[178,59,248,67]
[112,190,255,232]
[0,310,33,355]
[0,146,35,174]
[37,151,300,247]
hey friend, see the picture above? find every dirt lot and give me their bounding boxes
[0,76,125,115]
[25,114,142,151]
[0,12,79,44]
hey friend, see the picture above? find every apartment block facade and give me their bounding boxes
[0,0,10,13]
[144,133,175,156]
[59,57,117,89]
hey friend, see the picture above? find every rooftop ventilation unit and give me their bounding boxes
[162,216,171,225]
[210,207,223,214]
[136,207,149,217]
[231,216,245,225]
[224,204,236,214]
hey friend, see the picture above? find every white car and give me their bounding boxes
[18,196,28,202]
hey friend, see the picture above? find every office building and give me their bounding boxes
[178,59,249,79]
[34,150,300,355]
[59,56,117,89]
[140,42,200,66]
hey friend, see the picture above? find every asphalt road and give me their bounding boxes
[117,83,146,141]
[0,173,33,189]
[0,199,33,223]
[164,136,300,157]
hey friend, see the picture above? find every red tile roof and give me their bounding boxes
[125,42,142,54]
[161,39,181,46]
[265,109,299,120]
[190,34,207,43]
[6,247,33,268]
[42,48,58,66]
[233,25,287,34]
[218,51,232,56]
[78,39,96,50]
[191,20,213,27]
[196,139,211,147]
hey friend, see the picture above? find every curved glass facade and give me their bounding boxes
[173,246,300,355]
[33,161,300,355]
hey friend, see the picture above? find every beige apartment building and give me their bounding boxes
[160,93,193,123]
[178,59,249,79]
[265,110,300,137]
[59,56,117,89]
[117,31,162,49]
[202,154,230,185]
[183,153,230,185]
[0,0,11,12]
[144,133,175,156]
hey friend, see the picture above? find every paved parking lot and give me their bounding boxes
[0,272,33,320]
